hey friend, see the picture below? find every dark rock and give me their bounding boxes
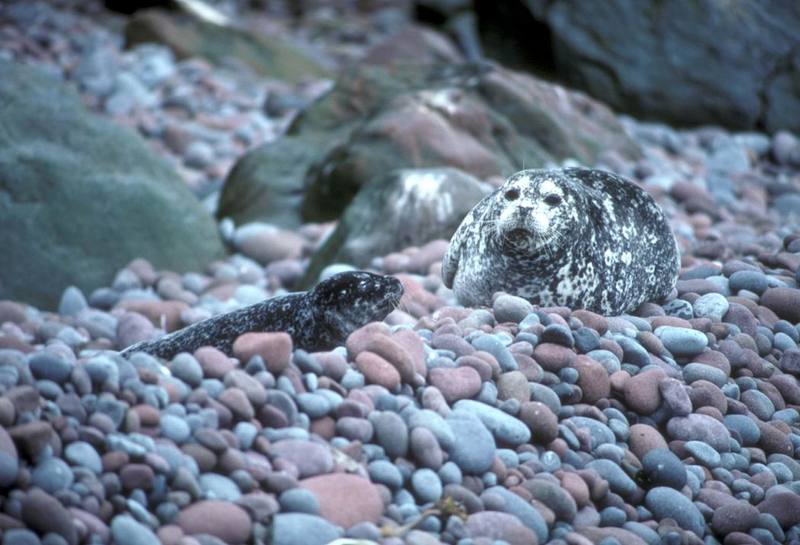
[0,60,224,309]
[21,489,78,545]
[125,10,330,83]
[302,167,487,280]
[218,60,639,227]
[524,0,800,133]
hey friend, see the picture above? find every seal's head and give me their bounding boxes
[309,271,404,340]
[493,170,581,254]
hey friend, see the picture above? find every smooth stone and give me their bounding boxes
[176,501,251,544]
[482,486,548,543]
[471,335,518,372]
[685,440,721,467]
[270,440,333,478]
[645,487,704,536]
[2,530,40,545]
[683,363,727,386]
[693,293,729,321]
[28,354,72,384]
[110,516,159,545]
[411,468,442,503]
[64,441,102,474]
[369,411,409,460]
[299,474,383,527]
[31,457,74,494]
[466,511,539,545]
[585,459,638,499]
[642,448,686,490]
[711,502,760,535]
[666,414,731,451]
[654,326,708,356]
[445,411,495,475]
[452,400,530,446]
[271,514,342,545]
[723,415,760,446]
[279,488,320,515]
[368,460,404,489]
[198,473,240,501]
[160,414,191,444]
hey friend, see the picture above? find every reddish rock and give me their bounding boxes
[758,491,800,528]
[0,301,27,324]
[355,351,401,391]
[572,310,608,335]
[232,332,292,374]
[116,300,188,332]
[9,421,53,459]
[712,502,759,535]
[360,334,418,385]
[496,371,531,404]
[218,387,255,420]
[760,288,800,323]
[533,343,575,372]
[176,501,252,544]
[22,489,78,545]
[194,346,236,378]
[392,328,428,376]
[300,474,383,527]
[466,511,539,545]
[623,369,664,415]
[628,424,668,460]
[429,366,482,403]
[346,322,392,358]
[119,463,155,491]
[519,401,558,444]
[574,356,610,404]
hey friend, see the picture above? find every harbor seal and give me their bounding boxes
[442,167,680,314]
[120,271,403,360]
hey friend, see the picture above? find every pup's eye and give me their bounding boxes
[505,188,519,201]
[544,193,562,206]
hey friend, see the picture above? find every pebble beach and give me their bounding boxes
[2,2,800,545]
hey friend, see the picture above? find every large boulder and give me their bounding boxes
[512,0,800,133]
[302,167,489,282]
[218,28,640,227]
[125,9,331,83]
[0,60,225,309]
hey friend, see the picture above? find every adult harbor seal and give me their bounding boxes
[120,271,403,360]
[442,167,679,315]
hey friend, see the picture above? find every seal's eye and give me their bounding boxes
[504,188,519,201]
[544,193,562,206]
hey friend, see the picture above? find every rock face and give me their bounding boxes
[303,167,489,280]
[0,60,225,309]
[125,10,330,83]
[217,31,640,227]
[520,0,800,133]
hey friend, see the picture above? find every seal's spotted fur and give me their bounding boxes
[120,271,404,359]
[443,168,679,314]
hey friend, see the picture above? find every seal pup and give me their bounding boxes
[120,271,404,359]
[442,167,679,314]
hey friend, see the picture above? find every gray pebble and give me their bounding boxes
[655,326,708,357]
[693,293,729,321]
[411,468,442,503]
[110,515,160,545]
[279,488,320,515]
[64,441,102,474]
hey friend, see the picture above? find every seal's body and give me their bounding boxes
[443,168,679,315]
[121,271,403,359]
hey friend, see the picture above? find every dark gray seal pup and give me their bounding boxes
[120,271,403,360]
[442,167,680,314]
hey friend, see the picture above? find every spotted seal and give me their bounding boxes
[442,167,680,314]
[120,271,403,359]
